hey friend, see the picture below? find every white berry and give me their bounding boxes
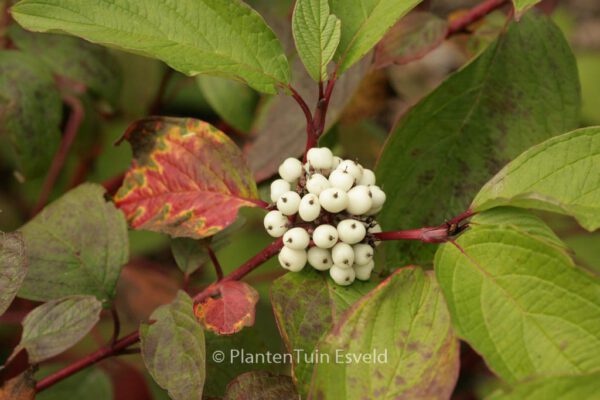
[354,260,374,281]
[365,205,382,216]
[369,186,386,208]
[283,227,310,250]
[319,188,349,213]
[330,265,355,286]
[307,247,333,271]
[307,147,334,170]
[263,210,288,237]
[332,242,355,268]
[278,247,307,272]
[353,244,374,265]
[306,174,330,195]
[270,179,291,203]
[312,224,338,248]
[277,191,301,215]
[368,223,382,246]
[337,160,362,182]
[278,158,303,182]
[332,156,343,169]
[358,169,376,186]
[328,169,354,192]
[346,185,373,215]
[337,219,366,244]
[298,194,321,222]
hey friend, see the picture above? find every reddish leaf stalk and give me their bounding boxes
[374,209,475,243]
[206,244,224,281]
[32,95,85,216]
[446,0,508,36]
[109,307,121,346]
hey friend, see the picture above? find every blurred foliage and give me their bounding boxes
[1,0,600,399]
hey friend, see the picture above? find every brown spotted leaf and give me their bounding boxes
[114,117,259,239]
[270,269,377,396]
[308,267,459,399]
[223,371,298,400]
[140,291,206,400]
[0,232,27,316]
[195,281,259,335]
[374,12,448,68]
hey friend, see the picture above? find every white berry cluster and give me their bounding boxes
[263,147,386,286]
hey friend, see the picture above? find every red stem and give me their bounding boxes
[447,0,508,36]
[206,244,224,281]
[374,209,475,243]
[109,307,120,346]
[32,95,85,216]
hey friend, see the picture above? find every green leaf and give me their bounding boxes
[487,372,600,400]
[11,0,291,94]
[472,127,600,232]
[197,76,259,132]
[114,117,259,239]
[36,367,112,400]
[308,267,459,399]
[16,296,102,363]
[0,50,61,179]
[223,371,298,400]
[292,0,341,81]
[330,0,422,73]
[375,13,581,267]
[171,238,209,276]
[435,208,600,383]
[373,11,448,68]
[141,291,206,400]
[512,0,541,18]
[8,25,121,104]
[271,269,376,396]
[0,232,27,316]
[18,183,128,302]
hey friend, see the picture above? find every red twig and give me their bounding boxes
[35,238,284,393]
[32,95,84,216]
[35,330,140,392]
[447,0,508,36]
[109,307,121,346]
[206,244,224,281]
[374,209,475,243]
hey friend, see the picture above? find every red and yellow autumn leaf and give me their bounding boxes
[114,117,261,239]
[195,281,259,335]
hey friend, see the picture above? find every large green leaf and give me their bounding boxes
[11,0,290,94]
[16,296,102,363]
[330,0,422,73]
[308,267,459,399]
[141,291,206,400]
[375,13,580,267]
[18,183,128,302]
[8,26,121,104]
[292,0,340,81]
[487,372,600,400]
[0,50,61,179]
[0,232,27,316]
[196,76,258,133]
[435,208,600,383]
[271,269,376,395]
[473,127,600,232]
